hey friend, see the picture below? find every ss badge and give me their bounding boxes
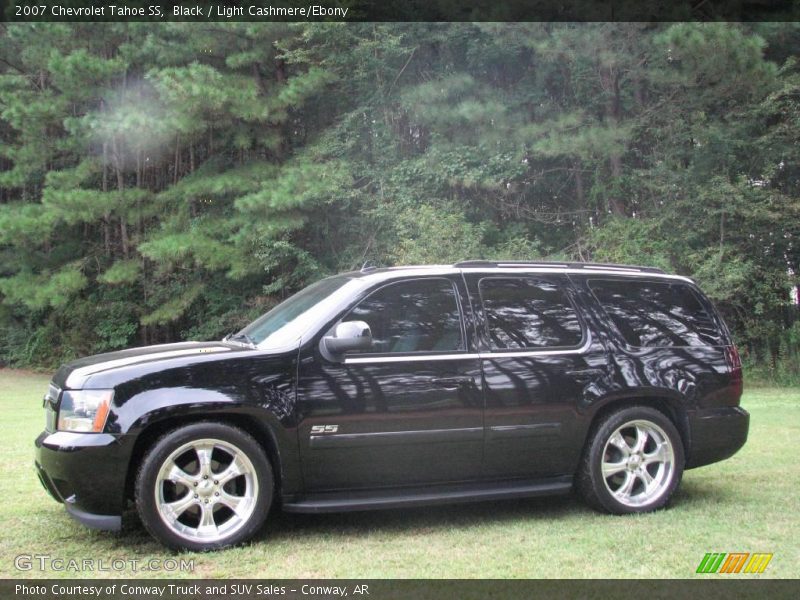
[310,425,339,434]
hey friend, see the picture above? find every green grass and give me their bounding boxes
[1,369,798,579]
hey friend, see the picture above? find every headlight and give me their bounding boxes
[57,390,113,433]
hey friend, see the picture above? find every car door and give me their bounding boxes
[464,272,606,479]
[295,275,484,491]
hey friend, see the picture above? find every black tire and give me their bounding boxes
[135,422,273,551]
[577,405,684,515]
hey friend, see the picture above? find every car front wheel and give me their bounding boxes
[578,406,684,514]
[135,422,273,551]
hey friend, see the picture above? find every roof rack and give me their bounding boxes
[452,260,665,274]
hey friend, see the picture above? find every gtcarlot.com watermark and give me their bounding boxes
[14,554,194,573]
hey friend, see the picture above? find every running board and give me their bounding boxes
[282,476,572,513]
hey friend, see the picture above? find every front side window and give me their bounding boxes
[241,275,359,349]
[589,279,723,347]
[347,278,464,354]
[479,277,583,350]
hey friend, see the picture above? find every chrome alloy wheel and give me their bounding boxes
[600,420,675,508]
[154,438,259,543]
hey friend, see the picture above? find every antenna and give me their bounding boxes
[360,260,378,272]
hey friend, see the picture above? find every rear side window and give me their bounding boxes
[347,278,464,353]
[589,279,723,347]
[479,278,583,350]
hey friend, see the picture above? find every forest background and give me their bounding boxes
[1,22,798,383]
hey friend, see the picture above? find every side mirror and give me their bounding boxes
[324,321,373,356]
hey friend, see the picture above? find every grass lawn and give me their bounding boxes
[1,368,797,579]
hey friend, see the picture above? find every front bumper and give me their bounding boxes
[686,406,750,469]
[34,430,131,531]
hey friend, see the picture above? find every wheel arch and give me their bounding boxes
[124,411,287,504]
[581,392,691,463]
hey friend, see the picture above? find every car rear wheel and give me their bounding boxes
[578,406,684,514]
[135,422,272,551]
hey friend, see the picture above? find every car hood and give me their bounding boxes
[52,341,241,389]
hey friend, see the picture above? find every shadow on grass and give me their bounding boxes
[672,477,741,505]
[110,493,587,553]
[100,479,731,554]
[256,493,586,542]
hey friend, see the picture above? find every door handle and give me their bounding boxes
[564,368,604,381]
[430,376,473,388]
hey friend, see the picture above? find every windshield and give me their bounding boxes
[236,275,358,349]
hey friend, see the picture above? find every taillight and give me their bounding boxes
[724,345,743,383]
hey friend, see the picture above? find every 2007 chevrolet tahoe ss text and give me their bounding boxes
[35,261,748,550]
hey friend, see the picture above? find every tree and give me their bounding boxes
[0,22,797,379]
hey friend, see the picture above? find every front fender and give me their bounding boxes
[108,379,301,496]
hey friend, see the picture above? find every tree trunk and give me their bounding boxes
[601,64,625,216]
[112,136,129,258]
[102,141,111,258]
[574,161,584,206]
[174,134,180,185]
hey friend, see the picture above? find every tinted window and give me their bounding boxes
[348,279,464,353]
[479,278,583,350]
[589,280,723,347]
[242,275,353,347]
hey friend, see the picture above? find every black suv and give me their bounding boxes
[35,261,748,551]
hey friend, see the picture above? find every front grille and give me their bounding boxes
[43,384,60,433]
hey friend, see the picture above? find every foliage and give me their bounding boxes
[0,23,798,381]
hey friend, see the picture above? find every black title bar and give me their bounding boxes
[2,0,799,22]
[4,579,800,600]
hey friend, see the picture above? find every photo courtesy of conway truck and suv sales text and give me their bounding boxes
[34,261,748,551]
